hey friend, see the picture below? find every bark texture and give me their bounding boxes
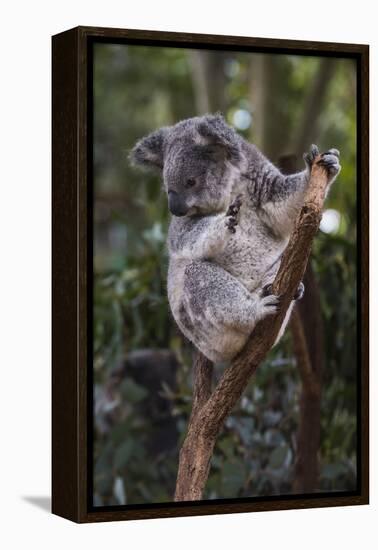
[174,159,330,502]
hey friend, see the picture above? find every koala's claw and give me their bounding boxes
[226,194,243,233]
[226,221,237,234]
[325,148,340,158]
[317,152,341,176]
[259,284,281,318]
[262,282,304,302]
[294,281,305,301]
[227,195,242,216]
[303,144,320,167]
[261,283,273,298]
[260,293,281,317]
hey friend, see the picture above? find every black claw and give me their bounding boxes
[310,144,320,158]
[226,217,237,229]
[226,194,243,217]
[226,195,243,233]
[304,145,320,167]
[226,220,236,233]
[261,283,273,297]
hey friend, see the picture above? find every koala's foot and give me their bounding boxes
[294,281,305,301]
[226,194,243,234]
[303,144,341,181]
[258,285,281,319]
[258,293,281,318]
[262,281,304,301]
[261,283,273,298]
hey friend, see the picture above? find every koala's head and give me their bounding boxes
[130,114,243,217]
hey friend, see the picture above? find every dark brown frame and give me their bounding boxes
[52,25,369,523]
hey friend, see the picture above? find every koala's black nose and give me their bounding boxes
[168,191,188,217]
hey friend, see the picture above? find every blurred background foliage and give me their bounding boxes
[93,43,357,506]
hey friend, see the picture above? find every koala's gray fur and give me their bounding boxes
[130,114,340,363]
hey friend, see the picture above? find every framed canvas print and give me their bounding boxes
[52,26,369,523]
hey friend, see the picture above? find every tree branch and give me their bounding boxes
[174,158,330,501]
[278,155,325,494]
[190,352,213,421]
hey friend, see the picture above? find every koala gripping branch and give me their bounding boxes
[174,159,329,502]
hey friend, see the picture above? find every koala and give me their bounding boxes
[130,114,340,363]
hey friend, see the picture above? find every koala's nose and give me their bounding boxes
[168,191,188,217]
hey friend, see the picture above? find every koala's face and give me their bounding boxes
[130,115,242,217]
[163,139,232,216]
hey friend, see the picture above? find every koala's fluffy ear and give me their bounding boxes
[129,127,169,170]
[196,113,242,165]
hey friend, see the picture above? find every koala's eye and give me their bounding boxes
[186,178,196,188]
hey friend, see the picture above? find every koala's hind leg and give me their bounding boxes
[179,260,280,362]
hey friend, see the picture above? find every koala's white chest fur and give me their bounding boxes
[217,199,289,292]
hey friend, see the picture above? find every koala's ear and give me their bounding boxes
[196,114,242,165]
[129,127,169,170]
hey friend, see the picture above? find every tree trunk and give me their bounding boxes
[248,54,267,150]
[291,265,324,492]
[291,58,337,157]
[188,50,228,114]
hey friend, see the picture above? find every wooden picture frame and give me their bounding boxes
[52,26,369,523]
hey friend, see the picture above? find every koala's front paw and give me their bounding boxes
[303,144,341,182]
[226,194,243,234]
[317,149,341,180]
